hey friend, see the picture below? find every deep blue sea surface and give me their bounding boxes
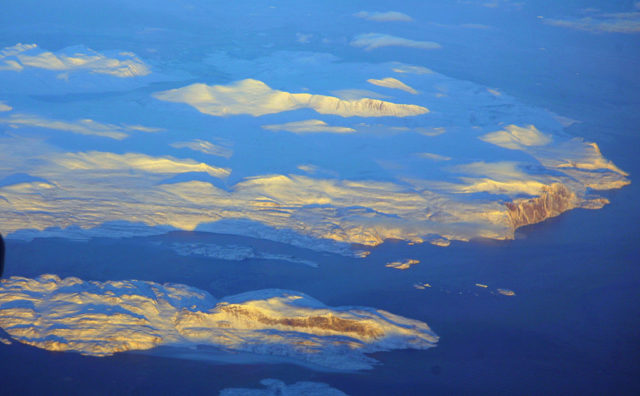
[1,170,638,394]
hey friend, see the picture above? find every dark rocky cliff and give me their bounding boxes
[505,183,581,229]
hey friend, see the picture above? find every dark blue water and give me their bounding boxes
[1,174,638,395]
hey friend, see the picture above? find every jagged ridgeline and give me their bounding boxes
[0,47,630,250]
[0,275,438,370]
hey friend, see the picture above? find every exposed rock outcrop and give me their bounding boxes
[505,183,580,229]
[0,275,438,370]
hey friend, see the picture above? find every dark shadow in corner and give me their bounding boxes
[0,233,4,278]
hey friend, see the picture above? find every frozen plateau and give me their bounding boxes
[0,1,638,394]
[0,44,629,252]
[0,25,631,380]
[0,274,438,370]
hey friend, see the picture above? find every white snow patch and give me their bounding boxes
[367,77,418,94]
[169,242,318,267]
[0,43,150,77]
[480,124,552,150]
[171,139,233,158]
[0,275,438,370]
[391,63,434,74]
[153,79,428,118]
[0,114,162,140]
[53,151,230,178]
[351,33,441,51]
[386,259,420,270]
[262,119,355,134]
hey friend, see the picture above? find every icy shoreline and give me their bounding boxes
[0,274,438,370]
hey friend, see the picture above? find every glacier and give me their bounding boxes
[0,274,438,370]
[0,45,629,253]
